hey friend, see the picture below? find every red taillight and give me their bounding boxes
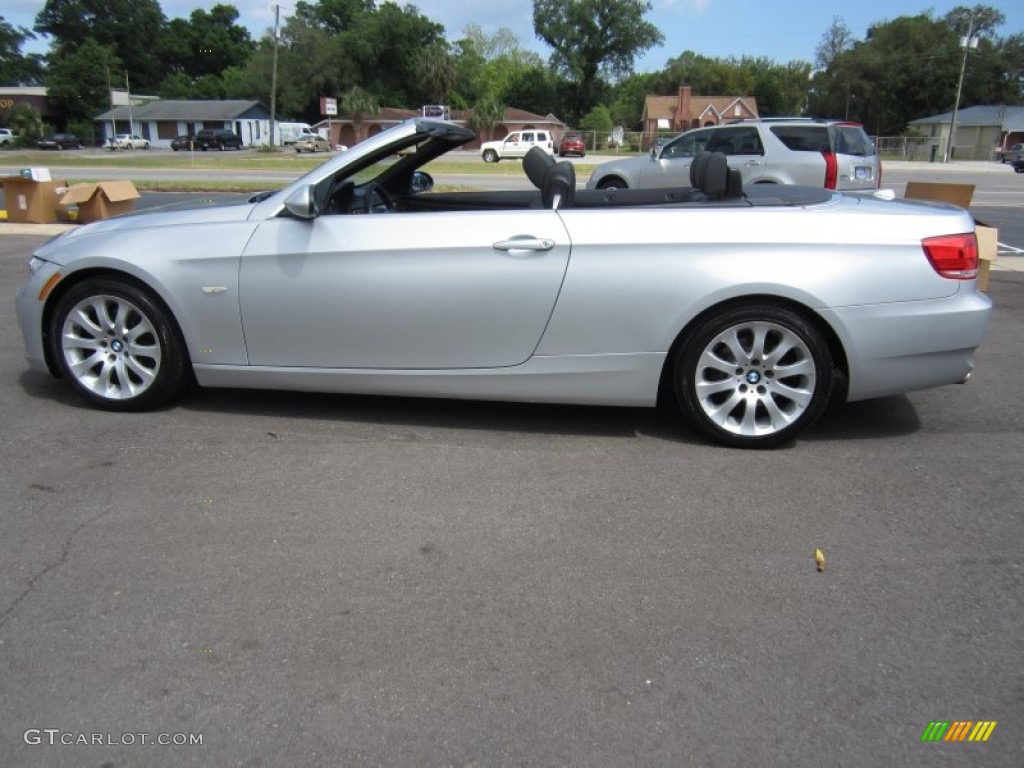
[823,150,837,189]
[922,233,978,279]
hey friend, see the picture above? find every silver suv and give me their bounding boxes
[588,118,881,192]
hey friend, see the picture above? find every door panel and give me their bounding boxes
[239,210,571,369]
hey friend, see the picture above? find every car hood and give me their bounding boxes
[37,202,259,258]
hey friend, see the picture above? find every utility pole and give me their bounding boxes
[270,3,280,148]
[946,12,977,163]
[106,66,116,148]
[125,72,134,137]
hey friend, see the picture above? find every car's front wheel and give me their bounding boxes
[49,279,189,411]
[482,149,498,163]
[673,305,833,448]
[597,177,626,190]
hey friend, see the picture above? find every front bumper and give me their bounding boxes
[15,260,63,376]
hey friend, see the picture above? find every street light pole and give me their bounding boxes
[945,14,977,163]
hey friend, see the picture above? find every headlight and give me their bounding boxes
[28,256,47,275]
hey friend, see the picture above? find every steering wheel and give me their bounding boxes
[362,182,393,213]
[325,180,355,214]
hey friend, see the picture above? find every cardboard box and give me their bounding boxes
[60,181,140,224]
[0,176,68,223]
[903,181,975,209]
[975,224,998,292]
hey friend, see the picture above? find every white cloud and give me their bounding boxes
[658,0,710,12]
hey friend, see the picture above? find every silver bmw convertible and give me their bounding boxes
[16,119,992,448]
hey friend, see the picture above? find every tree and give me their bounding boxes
[815,16,853,70]
[453,24,551,110]
[346,2,446,106]
[609,72,658,129]
[467,95,505,142]
[35,0,167,91]
[159,5,255,81]
[579,104,613,136]
[340,85,379,140]
[532,0,663,119]
[45,38,122,124]
[414,41,457,105]
[944,4,1005,37]
[6,103,45,145]
[0,16,44,84]
[807,9,1020,134]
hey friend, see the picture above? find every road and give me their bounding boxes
[1,231,1023,764]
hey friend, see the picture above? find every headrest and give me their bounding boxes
[542,161,576,209]
[689,150,711,189]
[524,147,555,190]
[701,152,729,198]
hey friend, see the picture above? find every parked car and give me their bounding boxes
[195,128,242,151]
[480,130,555,162]
[170,135,195,151]
[558,132,586,157]
[15,119,991,449]
[37,133,81,150]
[1011,157,1024,173]
[294,134,331,153]
[113,134,150,150]
[589,118,881,192]
[999,143,1024,163]
[0,127,15,146]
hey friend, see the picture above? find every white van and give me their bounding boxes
[278,123,316,145]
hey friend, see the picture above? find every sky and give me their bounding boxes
[5,0,1023,72]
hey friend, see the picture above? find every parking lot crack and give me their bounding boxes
[0,509,111,632]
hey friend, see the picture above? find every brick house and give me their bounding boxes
[642,85,759,135]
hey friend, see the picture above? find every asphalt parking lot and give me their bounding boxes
[0,231,1022,766]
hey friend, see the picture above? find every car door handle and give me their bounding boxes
[745,159,762,166]
[493,237,555,252]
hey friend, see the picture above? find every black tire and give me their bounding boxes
[597,177,626,190]
[482,149,498,163]
[49,278,189,411]
[672,304,833,448]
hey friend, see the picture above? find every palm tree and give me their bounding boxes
[415,42,456,105]
[468,95,505,142]
[340,85,380,143]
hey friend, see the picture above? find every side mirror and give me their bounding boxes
[284,185,317,219]
[411,171,433,193]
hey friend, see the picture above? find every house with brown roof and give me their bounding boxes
[643,85,759,135]
[317,107,566,149]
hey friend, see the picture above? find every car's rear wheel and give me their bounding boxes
[673,305,833,448]
[49,279,189,411]
[483,149,498,163]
